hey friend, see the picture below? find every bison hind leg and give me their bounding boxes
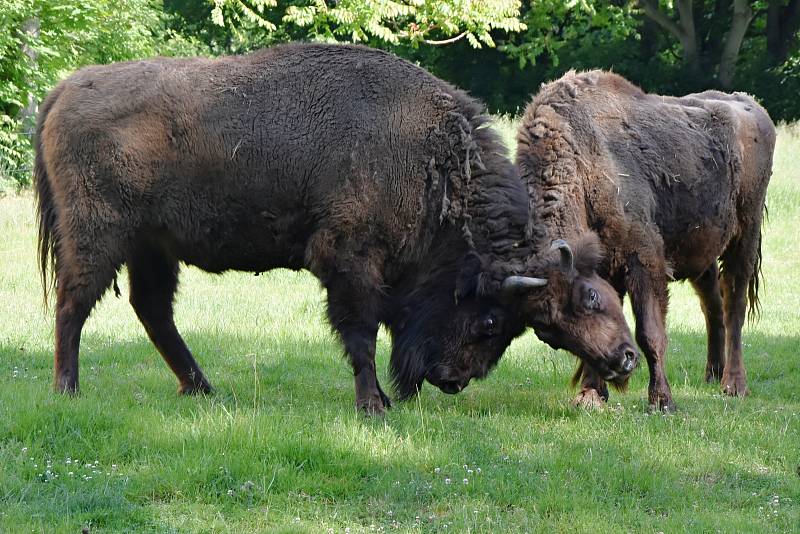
[719,241,758,397]
[690,264,725,383]
[127,242,212,395]
[53,236,129,394]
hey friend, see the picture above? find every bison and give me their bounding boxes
[504,232,639,393]
[516,70,775,411]
[35,43,541,414]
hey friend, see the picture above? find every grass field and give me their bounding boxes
[0,121,798,533]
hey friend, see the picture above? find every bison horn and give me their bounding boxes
[502,275,548,295]
[550,239,574,273]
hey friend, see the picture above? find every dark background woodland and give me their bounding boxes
[2,0,799,187]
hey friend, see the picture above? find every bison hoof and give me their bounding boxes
[572,388,606,410]
[178,379,213,395]
[356,395,387,416]
[54,375,79,396]
[721,375,748,397]
[647,392,676,413]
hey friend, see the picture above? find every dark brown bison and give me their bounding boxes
[516,70,775,411]
[35,43,540,414]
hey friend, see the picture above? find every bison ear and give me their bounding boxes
[455,251,483,302]
[550,239,574,274]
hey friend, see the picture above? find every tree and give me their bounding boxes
[638,0,757,88]
[503,0,637,68]
[209,0,525,49]
[767,0,800,64]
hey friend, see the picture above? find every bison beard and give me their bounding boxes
[34,43,532,414]
[516,70,775,410]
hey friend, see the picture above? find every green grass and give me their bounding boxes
[0,122,798,533]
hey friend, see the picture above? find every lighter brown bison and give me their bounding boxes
[516,70,775,411]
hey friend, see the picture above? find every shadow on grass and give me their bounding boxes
[1,327,798,532]
[3,325,797,419]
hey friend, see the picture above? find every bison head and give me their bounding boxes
[388,253,525,400]
[504,233,638,389]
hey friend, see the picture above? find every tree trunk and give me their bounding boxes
[639,0,700,72]
[706,0,731,60]
[767,0,800,64]
[718,0,754,88]
[675,0,699,69]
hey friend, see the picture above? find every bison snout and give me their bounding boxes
[621,347,637,373]
[426,366,471,395]
[437,380,465,395]
[610,344,638,377]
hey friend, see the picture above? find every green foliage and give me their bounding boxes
[503,0,637,68]
[210,0,525,48]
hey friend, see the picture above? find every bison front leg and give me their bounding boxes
[690,264,726,382]
[326,291,390,415]
[308,229,391,415]
[340,323,390,415]
[626,259,675,412]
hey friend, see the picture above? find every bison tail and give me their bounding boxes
[747,206,766,324]
[34,88,62,309]
[35,138,57,308]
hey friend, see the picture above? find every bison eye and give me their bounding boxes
[584,288,601,310]
[471,315,497,338]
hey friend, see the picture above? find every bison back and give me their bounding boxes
[519,70,775,280]
[37,44,474,275]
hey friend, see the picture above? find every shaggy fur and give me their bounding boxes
[35,43,531,413]
[514,231,638,391]
[517,70,775,410]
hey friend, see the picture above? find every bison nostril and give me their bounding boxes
[622,348,636,373]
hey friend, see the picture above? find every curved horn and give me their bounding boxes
[550,239,574,273]
[502,275,548,296]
